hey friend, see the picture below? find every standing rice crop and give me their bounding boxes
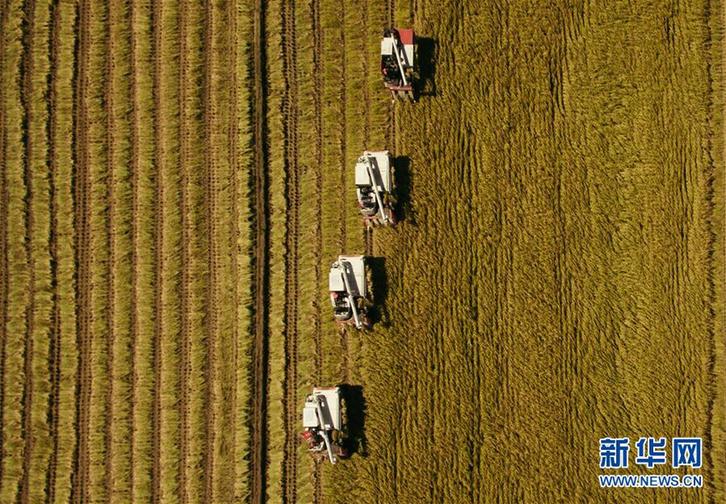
[0,0,30,500]
[157,0,183,499]
[47,1,80,501]
[128,0,157,500]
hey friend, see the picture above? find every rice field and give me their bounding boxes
[0,0,724,503]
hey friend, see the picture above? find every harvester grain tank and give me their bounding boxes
[300,387,348,464]
[355,150,396,226]
[328,255,371,330]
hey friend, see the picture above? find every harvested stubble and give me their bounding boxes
[1,0,257,502]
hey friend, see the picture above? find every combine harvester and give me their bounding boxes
[329,255,371,330]
[300,387,348,464]
[355,150,397,227]
[380,28,416,100]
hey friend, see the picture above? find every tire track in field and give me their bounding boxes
[710,1,726,496]
[363,1,373,258]
[339,326,351,384]
[202,2,216,500]
[387,0,396,152]
[19,0,37,500]
[339,1,348,253]
[387,0,395,30]
[226,0,240,497]
[310,0,323,385]
[364,228,373,257]
[0,0,9,491]
[250,0,270,501]
[46,2,63,500]
[178,0,191,499]
[702,0,720,495]
[71,0,92,501]
[104,1,117,496]
[362,1,371,149]
[281,1,300,502]
[310,2,324,501]
[338,0,351,400]
[151,0,163,501]
[128,0,139,494]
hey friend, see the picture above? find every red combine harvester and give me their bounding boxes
[380,28,416,101]
[300,387,348,464]
[328,256,371,330]
[355,151,397,227]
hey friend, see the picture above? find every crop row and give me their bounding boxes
[0,0,258,502]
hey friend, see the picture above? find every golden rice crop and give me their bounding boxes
[128,0,157,501]
[0,0,723,503]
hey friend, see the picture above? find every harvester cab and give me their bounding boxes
[328,256,370,330]
[380,28,416,101]
[355,151,396,227]
[300,387,348,464]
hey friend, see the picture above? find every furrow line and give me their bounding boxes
[363,1,373,257]
[71,0,92,501]
[362,0,371,148]
[104,0,116,497]
[19,0,37,500]
[339,0,347,252]
[45,1,62,500]
[365,227,372,257]
[340,326,350,384]
[150,0,163,500]
[337,0,350,391]
[310,1,324,501]
[281,0,300,502]
[387,0,396,152]
[250,0,270,501]
[128,0,139,494]
[178,0,190,500]
[0,0,8,489]
[226,0,240,498]
[202,0,216,500]
[310,0,323,382]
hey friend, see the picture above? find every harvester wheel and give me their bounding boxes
[340,398,352,454]
[365,264,373,298]
[365,266,374,302]
[387,209,397,226]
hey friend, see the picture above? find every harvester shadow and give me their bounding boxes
[368,257,389,328]
[394,156,415,226]
[417,37,437,98]
[339,384,368,457]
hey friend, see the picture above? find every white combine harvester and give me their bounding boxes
[329,256,371,330]
[300,387,348,464]
[380,28,416,100]
[355,151,396,227]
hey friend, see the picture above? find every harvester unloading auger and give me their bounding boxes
[329,256,371,330]
[300,387,348,464]
[381,28,416,101]
[355,151,396,227]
